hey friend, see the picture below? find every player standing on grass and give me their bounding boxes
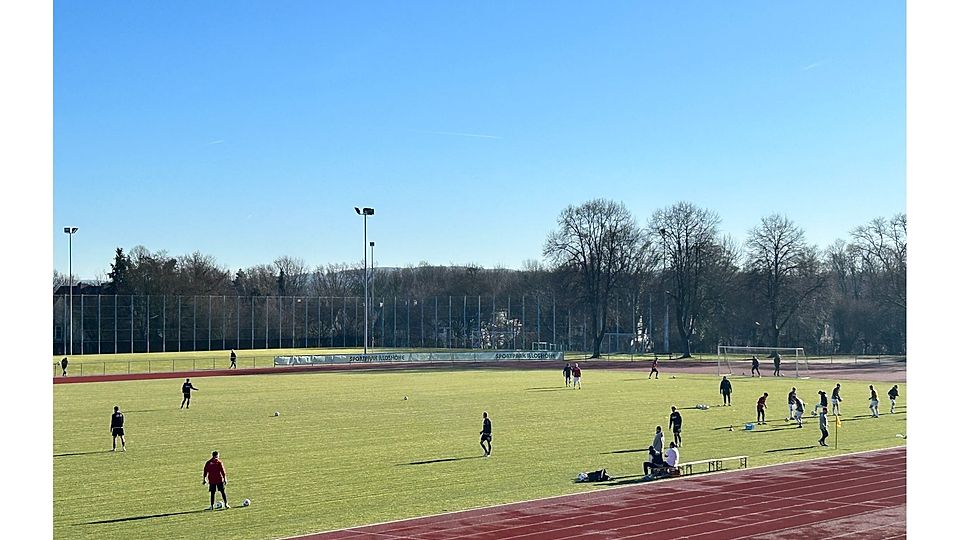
[773,353,782,376]
[750,356,760,377]
[888,385,899,414]
[719,376,733,406]
[229,349,237,369]
[669,406,682,447]
[202,451,229,509]
[480,412,492,457]
[110,406,126,452]
[652,425,664,454]
[818,408,829,446]
[832,383,843,415]
[61,357,69,377]
[757,392,768,424]
[563,363,572,387]
[572,363,582,389]
[649,357,660,379]
[868,385,880,417]
[181,378,199,409]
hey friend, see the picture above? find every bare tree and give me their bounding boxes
[544,199,642,358]
[746,214,825,346]
[274,256,310,296]
[649,202,722,358]
[53,270,67,292]
[851,214,906,310]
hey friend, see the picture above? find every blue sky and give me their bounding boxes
[53,0,905,279]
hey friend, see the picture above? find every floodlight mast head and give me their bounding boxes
[355,207,374,216]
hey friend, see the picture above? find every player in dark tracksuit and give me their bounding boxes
[563,364,572,387]
[669,406,682,447]
[110,406,126,451]
[180,379,199,409]
[888,385,899,414]
[61,357,69,376]
[229,349,237,369]
[480,412,492,457]
[720,376,733,406]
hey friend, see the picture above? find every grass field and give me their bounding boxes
[53,368,906,540]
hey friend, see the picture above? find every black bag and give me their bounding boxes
[586,468,610,482]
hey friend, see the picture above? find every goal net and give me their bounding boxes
[716,346,808,378]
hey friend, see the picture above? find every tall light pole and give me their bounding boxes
[370,240,375,348]
[355,207,374,354]
[63,227,78,355]
[659,227,669,356]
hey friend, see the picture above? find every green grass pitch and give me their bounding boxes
[54,369,906,539]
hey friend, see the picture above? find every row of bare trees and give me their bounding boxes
[542,199,905,358]
[59,200,905,358]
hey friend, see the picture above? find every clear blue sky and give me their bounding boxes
[53,0,905,280]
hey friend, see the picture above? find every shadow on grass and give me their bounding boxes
[526,387,565,392]
[82,509,207,524]
[765,445,819,453]
[54,450,113,457]
[401,456,483,466]
[600,448,646,455]
[597,474,655,487]
[122,409,165,413]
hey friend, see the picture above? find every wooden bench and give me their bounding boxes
[679,455,748,476]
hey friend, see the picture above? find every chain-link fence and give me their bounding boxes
[53,294,652,356]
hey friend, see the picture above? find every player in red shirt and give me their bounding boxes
[756,392,768,424]
[202,451,230,509]
[571,363,582,389]
[649,357,660,379]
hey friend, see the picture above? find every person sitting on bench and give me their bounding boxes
[644,446,667,475]
[665,441,681,473]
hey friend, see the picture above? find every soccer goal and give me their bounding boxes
[716,346,808,378]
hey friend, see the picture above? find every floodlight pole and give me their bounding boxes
[64,227,78,355]
[355,207,374,354]
[659,228,669,356]
[370,240,375,348]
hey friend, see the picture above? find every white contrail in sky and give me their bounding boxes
[802,60,827,71]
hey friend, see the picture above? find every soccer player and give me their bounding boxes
[202,451,230,509]
[110,406,126,452]
[773,353,782,376]
[719,376,732,406]
[794,396,805,427]
[181,378,199,409]
[814,390,828,417]
[61,357,69,377]
[229,349,237,369]
[668,406,682,447]
[868,385,880,417]
[750,356,760,377]
[757,392,768,424]
[649,357,660,379]
[787,387,797,421]
[831,383,843,415]
[572,363,582,389]
[563,363,572,387]
[480,412,492,457]
[818,408,829,446]
[888,384,899,414]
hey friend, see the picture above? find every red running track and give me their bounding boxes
[290,446,906,540]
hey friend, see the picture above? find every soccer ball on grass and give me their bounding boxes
[214,501,223,510]
[242,498,251,507]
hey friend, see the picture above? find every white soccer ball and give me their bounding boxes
[242,498,251,507]
[274,411,280,417]
[403,396,408,400]
[214,501,223,509]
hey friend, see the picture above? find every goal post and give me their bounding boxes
[716,345,807,378]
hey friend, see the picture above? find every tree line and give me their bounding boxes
[56,200,906,358]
